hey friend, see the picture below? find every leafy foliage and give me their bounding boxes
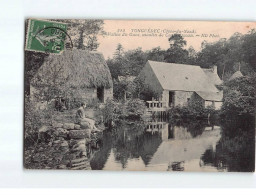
[168,103,216,120]
[24,96,53,146]
[101,99,146,124]
[221,74,256,116]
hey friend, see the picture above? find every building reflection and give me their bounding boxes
[90,119,224,171]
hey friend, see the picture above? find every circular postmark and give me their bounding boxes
[34,26,73,54]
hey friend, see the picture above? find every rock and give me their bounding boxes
[72,144,86,152]
[71,157,87,164]
[63,123,75,130]
[58,165,66,169]
[52,122,63,128]
[74,124,81,130]
[39,125,50,133]
[80,121,90,129]
[76,139,86,145]
[71,161,91,170]
[71,139,86,150]
[69,129,91,139]
[54,128,68,138]
[72,161,87,168]
[38,147,44,152]
[91,129,101,133]
[60,141,68,147]
[80,151,87,157]
[60,147,69,153]
[53,140,61,144]
[85,129,91,138]
[58,137,65,141]
[68,139,77,147]
[69,151,82,159]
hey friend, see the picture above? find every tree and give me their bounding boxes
[107,46,147,79]
[107,44,125,79]
[241,29,256,72]
[221,74,256,117]
[146,47,166,62]
[165,34,189,63]
[53,19,104,51]
[196,30,256,79]
[186,46,197,65]
[168,34,187,48]
[114,43,124,59]
[24,51,49,95]
[113,79,130,101]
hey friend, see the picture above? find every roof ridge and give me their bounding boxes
[148,60,201,68]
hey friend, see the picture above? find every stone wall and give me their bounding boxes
[161,90,169,107]
[161,90,194,107]
[190,92,205,107]
[138,62,164,98]
[80,88,97,100]
[174,91,193,106]
[30,86,113,106]
[26,121,103,170]
[104,88,113,102]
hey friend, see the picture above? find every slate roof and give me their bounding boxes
[202,68,222,85]
[195,91,223,102]
[147,61,219,92]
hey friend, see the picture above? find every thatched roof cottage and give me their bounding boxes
[137,60,223,110]
[30,49,113,104]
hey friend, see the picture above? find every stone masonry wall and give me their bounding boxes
[174,91,193,107]
[27,121,103,170]
[104,88,113,102]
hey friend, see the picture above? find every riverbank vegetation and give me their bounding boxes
[100,99,147,127]
[168,102,218,120]
[220,73,256,119]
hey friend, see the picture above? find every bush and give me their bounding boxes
[24,96,54,147]
[86,98,100,109]
[100,99,122,125]
[126,99,146,117]
[221,75,255,117]
[168,103,217,120]
[100,98,147,126]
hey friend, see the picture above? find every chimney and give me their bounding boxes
[213,66,218,74]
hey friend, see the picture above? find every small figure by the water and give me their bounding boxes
[76,103,98,131]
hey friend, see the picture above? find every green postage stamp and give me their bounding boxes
[25,19,69,54]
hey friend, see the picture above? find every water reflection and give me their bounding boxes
[200,116,255,172]
[90,117,254,172]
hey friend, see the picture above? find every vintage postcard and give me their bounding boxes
[24,19,255,171]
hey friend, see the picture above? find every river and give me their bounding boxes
[90,118,255,172]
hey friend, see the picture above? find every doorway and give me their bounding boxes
[169,91,175,107]
[97,87,104,103]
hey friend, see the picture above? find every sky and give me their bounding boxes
[97,20,256,59]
